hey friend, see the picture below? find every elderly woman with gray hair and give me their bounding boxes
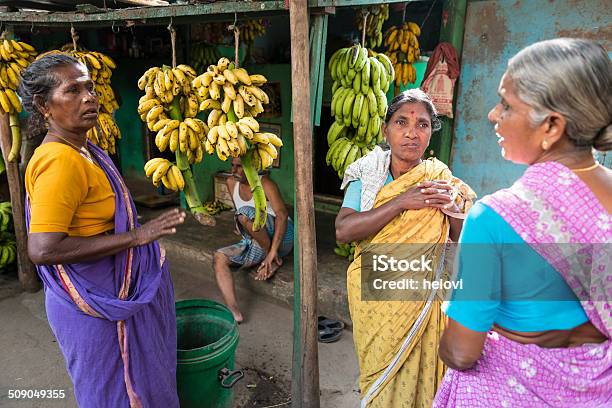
[434,38,612,407]
[335,89,476,408]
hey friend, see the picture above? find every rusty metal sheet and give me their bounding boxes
[451,0,612,196]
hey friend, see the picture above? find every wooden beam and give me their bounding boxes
[308,0,425,7]
[289,1,319,407]
[0,1,288,26]
[0,113,39,292]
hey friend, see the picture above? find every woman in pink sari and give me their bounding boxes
[434,38,611,407]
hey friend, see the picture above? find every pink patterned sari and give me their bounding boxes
[433,161,612,407]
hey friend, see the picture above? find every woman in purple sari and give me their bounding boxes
[434,39,611,407]
[19,54,185,407]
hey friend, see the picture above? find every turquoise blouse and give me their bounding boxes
[444,202,588,332]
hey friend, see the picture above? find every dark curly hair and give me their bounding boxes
[17,53,82,139]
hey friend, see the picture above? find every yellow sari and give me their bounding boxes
[347,158,474,408]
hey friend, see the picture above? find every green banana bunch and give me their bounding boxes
[334,242,356,261]
[0,34,37,163]
[0,231,17,271]
[326,44,394,178]
[191,43,222,74]
[356,4,389,49]
[326,134,374,179]
[0,202,12,232]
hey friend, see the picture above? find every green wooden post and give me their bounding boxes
[434,0,468,164]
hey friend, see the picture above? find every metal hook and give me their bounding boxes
[167,16,174,32]
[112,20,120,34]
[233,12,238,27]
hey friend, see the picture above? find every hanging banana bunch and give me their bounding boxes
[0,202,16,271]
[384,21,421,88]
[191,42,221,74]
[38,44,121,154]
[241,20,267,44]
[137,63,215,226]
[192,57,281,231]
[355,4,389,49]
[326,44,394,179]
[0,34,37,163]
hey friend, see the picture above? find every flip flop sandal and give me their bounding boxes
[318,326,342,343]
[318,316,345,331]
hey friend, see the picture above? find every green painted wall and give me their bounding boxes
[113,57,166,178]
[190,64,295,205]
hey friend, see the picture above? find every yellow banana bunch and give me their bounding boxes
[355,4,389,49]
[384,21,421,87]
[137,65,209,166]
[191,43,222,74]
[38,46,121,153]
[0,37,37,105]
[202,200,232,215]
[0,34,37,163]
[326,44,394,178]
[86,112,122,154]
[143,158,185,191]
[241,20,267,44]
[193,57,280,170]
[139,65,216,226]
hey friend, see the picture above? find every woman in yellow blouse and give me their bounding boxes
[20,53,184,406]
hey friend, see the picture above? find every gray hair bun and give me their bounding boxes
[593,123,612,152]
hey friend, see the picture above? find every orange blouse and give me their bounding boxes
[25,142,115,236]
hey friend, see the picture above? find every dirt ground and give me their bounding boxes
[0,248,360,408]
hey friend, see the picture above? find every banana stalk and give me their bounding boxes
[227,105,267,231]
[240,149,267,231]
[7,114,20,162]
[165,67,215,226]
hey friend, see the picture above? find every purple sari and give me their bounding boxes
[434,161,611,407]
[26,142,179,407]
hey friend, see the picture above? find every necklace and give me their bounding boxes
[48,133,94,163]
[571,162,600,173]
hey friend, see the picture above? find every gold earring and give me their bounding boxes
[541,140,549,150]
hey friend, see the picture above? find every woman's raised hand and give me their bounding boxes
[132,208,186,246]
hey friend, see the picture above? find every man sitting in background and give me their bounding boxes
[213,158,293,323]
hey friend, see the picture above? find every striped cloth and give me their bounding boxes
[218,206,294,268]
